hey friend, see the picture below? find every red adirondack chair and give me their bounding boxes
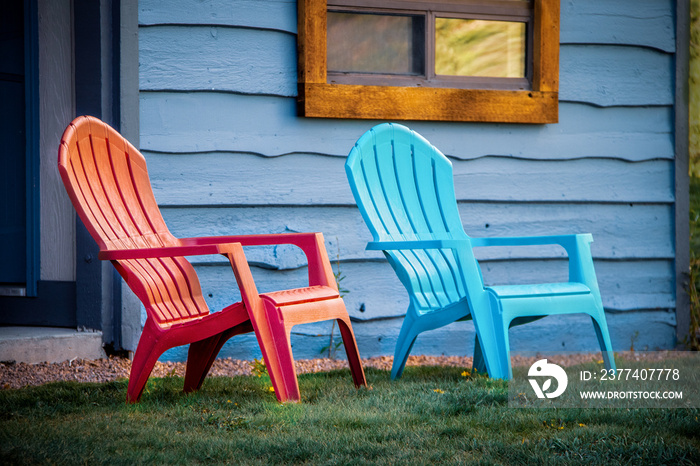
[58,116,366,402]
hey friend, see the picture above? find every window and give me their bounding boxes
[298,0,559,123]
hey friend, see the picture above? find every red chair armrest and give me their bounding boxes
[98,243,241,261]
[179,233,336,288]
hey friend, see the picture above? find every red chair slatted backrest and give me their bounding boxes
[58,116,210,325]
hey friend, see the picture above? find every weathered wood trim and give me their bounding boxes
[675,0,690,345]
[532,0,558,92]
[297,0,326,84]
[297,0,559,123]
[300,83,558,123]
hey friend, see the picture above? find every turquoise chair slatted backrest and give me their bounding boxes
[346,123,474,311]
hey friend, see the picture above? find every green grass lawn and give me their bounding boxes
[1,366,698,465]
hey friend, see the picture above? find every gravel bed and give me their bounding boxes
[0,354,587,390]
[1,351,682,390]
[0,355,466,390]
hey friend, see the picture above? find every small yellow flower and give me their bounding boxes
[596,360,604,364]
[433,388,445,394]
[461,371,469,377]
[227,400,232,403]
[578,423,586,427]
[268,386,275,393]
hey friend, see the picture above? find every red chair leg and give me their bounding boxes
[127,325,166,403]
[183,321,254,393]
[277,350,302,402]
[262,337,301,402]
[337,318,367,388]
[253,303,301,402]
[183,334,225,393]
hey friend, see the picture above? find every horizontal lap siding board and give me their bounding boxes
[190,261,673,320]
[159,204,674,264]
[138,0,679,359]
[145,153,674,205]
[559,45,674,106]
[560,0,676,53]
[140,25,674,107]
[139,26,297,96]
[138,0,298,33]
[140,94,675,161]
[139,0,676,53]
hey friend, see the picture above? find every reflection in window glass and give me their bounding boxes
[327,12,425,75]
[435,18,526,78]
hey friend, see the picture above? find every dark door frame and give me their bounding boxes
[24,0,40,298]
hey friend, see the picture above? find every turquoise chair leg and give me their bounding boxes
[472,335,488,375]
[590,313,616,372]
[471,293,512,379]
[391,310,419,380]
[495,319,513,379]
[475,327,511,379]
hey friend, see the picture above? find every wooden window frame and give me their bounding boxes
[297,0,559,123]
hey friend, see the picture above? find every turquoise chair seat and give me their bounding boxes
[488,282,591,299]
[346,123,616,380]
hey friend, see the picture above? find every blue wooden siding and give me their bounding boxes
[138,0,679,361]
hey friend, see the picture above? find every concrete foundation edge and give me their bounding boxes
[0,327,107,364]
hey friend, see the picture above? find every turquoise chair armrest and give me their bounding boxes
[366,239,469,251]
[469,233,592,249]
[471,234,599,291]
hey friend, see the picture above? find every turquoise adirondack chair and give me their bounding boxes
[345,123,616,380]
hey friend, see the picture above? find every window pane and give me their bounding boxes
[327,12,424,75]
[435,18,526,78]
